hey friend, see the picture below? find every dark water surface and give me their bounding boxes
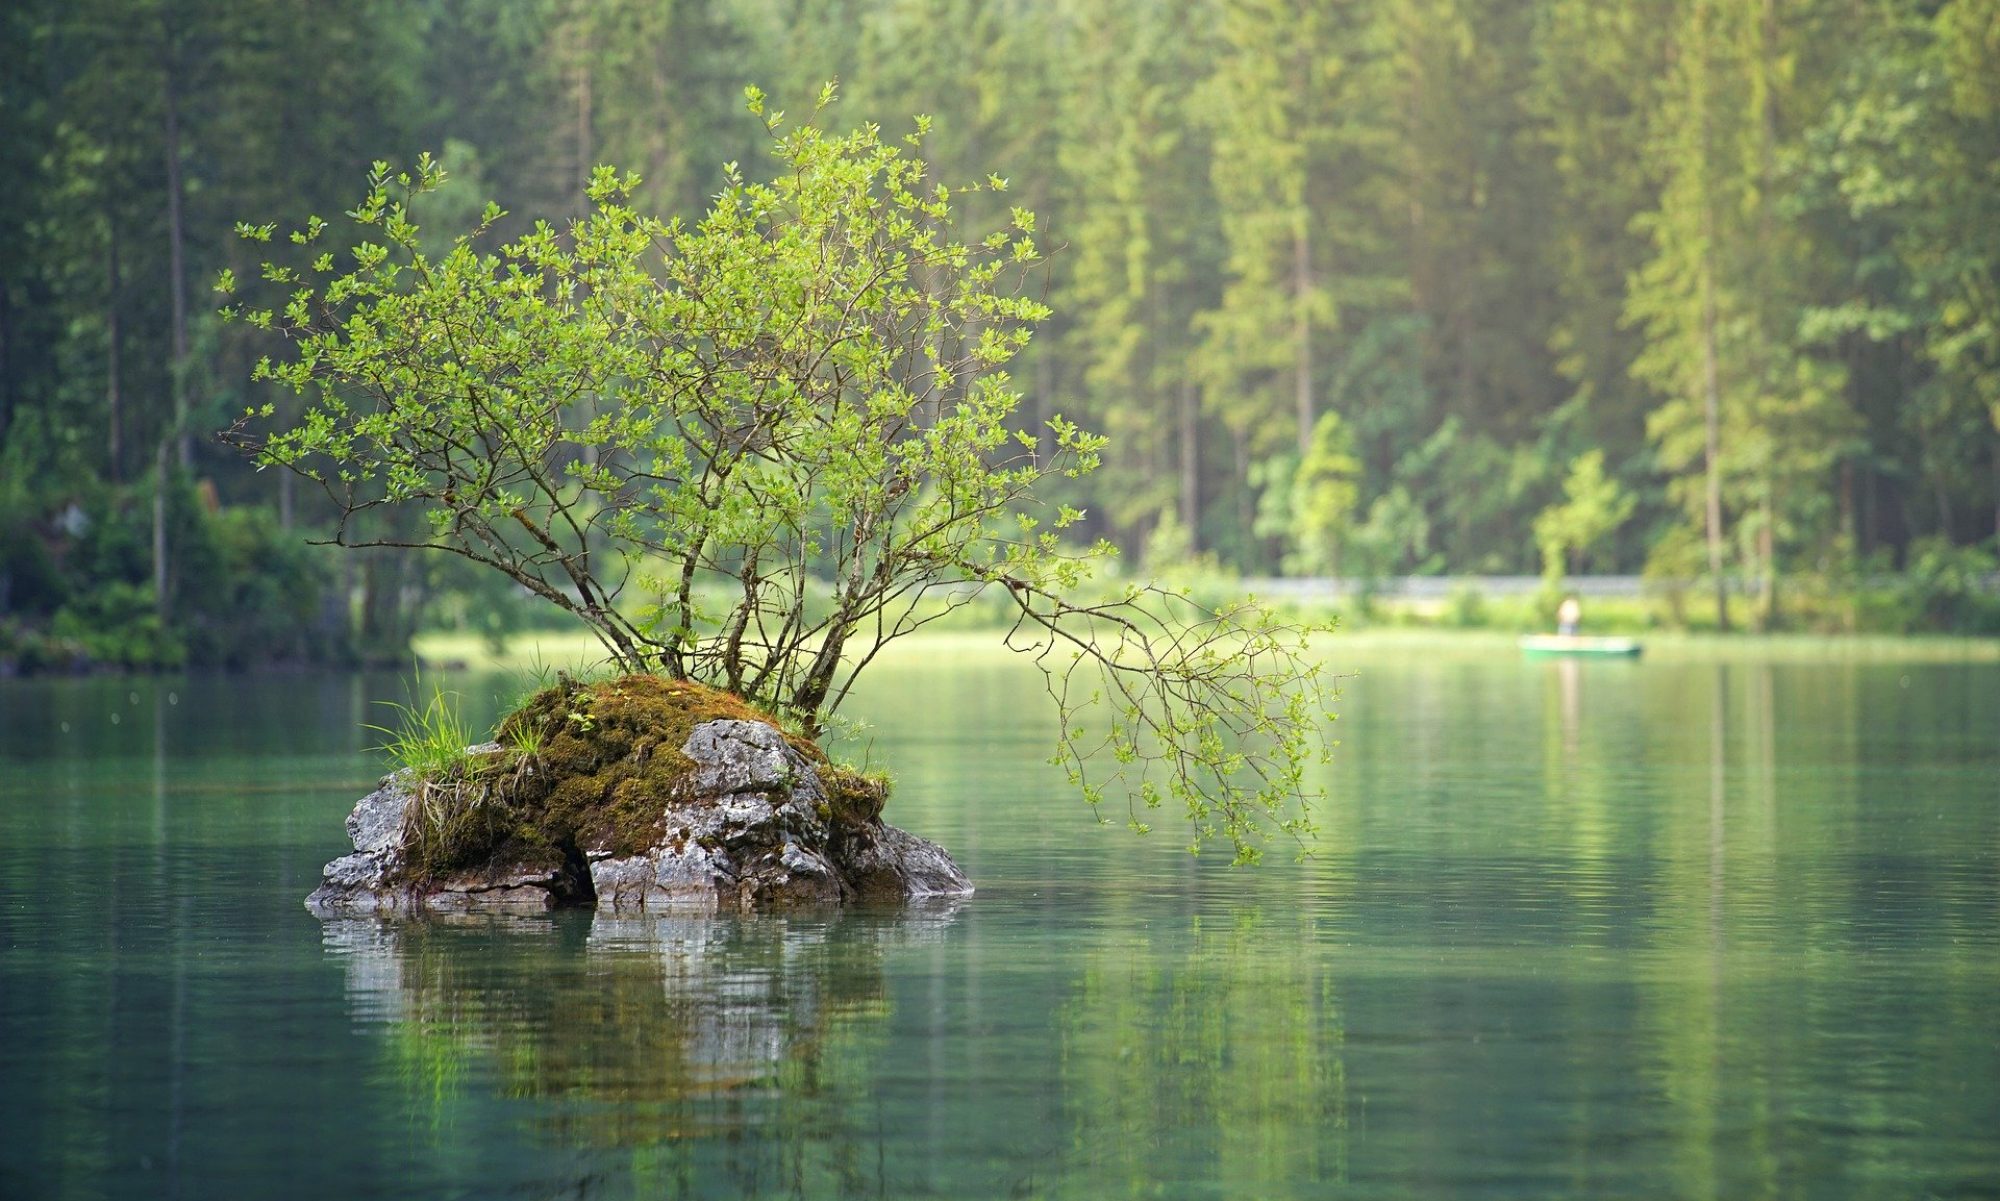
[2,643,1996,1199]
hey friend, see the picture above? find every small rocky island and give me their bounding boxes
[307,674,971,915]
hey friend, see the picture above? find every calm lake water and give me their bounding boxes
[1,639,1996,1199]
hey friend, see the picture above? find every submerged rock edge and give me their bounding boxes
[305,717,972,917]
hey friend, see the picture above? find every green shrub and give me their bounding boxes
[175,505,346,667]
[6,476,353,671]
[0,519,67,618]
[1900,538,2000,634]
[49,582,186,669]
[1446,584,1489,628]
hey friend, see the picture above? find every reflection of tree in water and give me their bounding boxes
[1057,907,1349,1199]
[325,905,962,1196]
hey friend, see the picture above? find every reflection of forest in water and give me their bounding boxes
[324,901,1361,1199]
[1058,908,1350,1196]
[326,907,962,1194]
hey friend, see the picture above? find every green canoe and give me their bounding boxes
[1519,635,1644,659]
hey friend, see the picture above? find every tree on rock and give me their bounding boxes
[222,87,1331,863]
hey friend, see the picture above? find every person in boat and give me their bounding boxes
[1556,595,1581,636]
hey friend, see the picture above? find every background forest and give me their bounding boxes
[3,0,1998,671]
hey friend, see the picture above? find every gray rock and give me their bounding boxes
[305,778,415,915]
[346,776,411,855]
[306,719,972,916]
[680,721,806,797]
[843,823,980,899]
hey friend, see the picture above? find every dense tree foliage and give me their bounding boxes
[3,0,1998,665]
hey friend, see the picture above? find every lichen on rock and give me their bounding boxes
[305,675,971,916]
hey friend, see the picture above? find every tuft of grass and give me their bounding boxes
[500,652,622,724]
[367,682,480,780]
[367,682,511,880]
[503,715,544,760]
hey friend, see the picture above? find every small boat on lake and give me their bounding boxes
[1519,634,1644,659]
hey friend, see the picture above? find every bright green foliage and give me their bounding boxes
[1534,451,1637,582]
[1345,485,1438,580]
[1008,583,1330,863]
[227,92,1332,863]
[1899,537,2000,634]
[367,683,482,784]
[228,91,1062,704]
[1283,411,1364,576]
[1796,1,2000,546]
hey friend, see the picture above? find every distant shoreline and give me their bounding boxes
[404,627,2000,675]
[7,617,1996,682]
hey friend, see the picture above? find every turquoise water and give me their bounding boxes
[1,644,1995,1199]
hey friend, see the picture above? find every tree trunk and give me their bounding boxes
[1033,348,1052,465]
[1758,485,1777,630]
[359,551,406,662]
[107,219,123,482]
[152,440,170,622]
[1690,0,1731,632]
[1761,0,1780,178]
[1699,258,1729,631]
[1178,377,1200,549]
[1233,428,1255,564]
[161,16,192,469]
[574,24,592,215]
[1292,216,1314,455]
[340,552,357,658]
[1839,460,1855,547]
[1755,0,1779,635]
[791,623,847,734]
[0,277,12,445]
[1862,460,1879,556]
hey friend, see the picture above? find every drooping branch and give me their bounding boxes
[997,579,1334,864]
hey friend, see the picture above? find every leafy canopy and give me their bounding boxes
[222,88,1332,862]
[1534,450,1636,581]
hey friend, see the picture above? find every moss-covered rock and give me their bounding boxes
[305,674,971,916]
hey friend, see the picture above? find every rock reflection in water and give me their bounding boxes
[323,904,962,1163]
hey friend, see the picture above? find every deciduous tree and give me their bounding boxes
[226,94,1332,861]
